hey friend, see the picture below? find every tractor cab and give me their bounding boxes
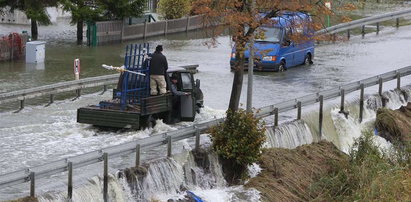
[165,68,203,122]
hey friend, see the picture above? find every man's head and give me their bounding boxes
[171,77,178,84]
[155,45,163,52]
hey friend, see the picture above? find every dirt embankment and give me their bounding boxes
[6,197,38,202]
[375,102,411,144]
[245,141,347,202]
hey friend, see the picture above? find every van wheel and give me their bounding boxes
[278,61,286,72]
[304,54,313,65]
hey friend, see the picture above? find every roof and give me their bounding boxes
[260,11,311,27]
[167,66,189,73]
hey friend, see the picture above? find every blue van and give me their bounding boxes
[230,12,315,72]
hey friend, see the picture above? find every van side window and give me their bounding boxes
[282,28,292,46]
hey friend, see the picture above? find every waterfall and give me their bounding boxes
[264,120,315,149]
[269,87,411,153]
[301,87,411,153]
[120,150,226,201]
[38,174,133,202]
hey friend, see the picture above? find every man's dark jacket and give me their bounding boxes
[150,51,168,75]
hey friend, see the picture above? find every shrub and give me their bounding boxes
[158,0,191,20]
[209,109,266,183]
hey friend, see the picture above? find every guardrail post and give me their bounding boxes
[361,25,365,38]
[76,89,81,98]
[376,22,380,34]
[378,77,383,96]
[340,89,345,112]
[49,94,54,105]
[30,172,35,197]
[20,99,25,111]
[274,108,278,127]
[103,153,108,202]
[319,95,323,138]
[347,29,351,40]
[135,144,140,167]
[68,162,73,200]
[164,20,168,36]
[167,136,172,157]
[396,73,401,90]
[359,84,364,123]
[143,21,148,39]
[297,101,301,120]
[396,18,400,28]
[101,85,107,94]
[195,127,200,151]
[186,17,190,32]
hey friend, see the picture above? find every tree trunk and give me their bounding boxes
[228,48,245,112]
[77,20,84,45]
[31,19,38,40]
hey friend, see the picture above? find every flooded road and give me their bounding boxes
[1,5,411,201]
[1,24,411,110]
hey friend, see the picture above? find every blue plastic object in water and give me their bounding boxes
[186,191,204,202]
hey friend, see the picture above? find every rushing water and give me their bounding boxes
[12,86,407,202]
[2,5,411,201]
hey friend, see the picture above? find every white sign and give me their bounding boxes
[325,2,332,9]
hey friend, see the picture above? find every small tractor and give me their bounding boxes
[77,43,203,129]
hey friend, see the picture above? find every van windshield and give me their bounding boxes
[256,27,281,43]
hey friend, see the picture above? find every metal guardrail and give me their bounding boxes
[255,66,411,118]
[0,65,199,106]
[1,66,410,191]
[315,8,411,35]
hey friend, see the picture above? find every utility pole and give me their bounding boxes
[246,0,256,113]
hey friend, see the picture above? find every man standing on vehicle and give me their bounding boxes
[150,45,168,95]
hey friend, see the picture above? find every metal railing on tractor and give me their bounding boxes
[119,43,150,110]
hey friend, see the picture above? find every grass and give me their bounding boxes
[310,131,411,201]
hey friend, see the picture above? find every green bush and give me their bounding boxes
[310,131,411,201]
[158,0,191,20]
[209,109,266,167]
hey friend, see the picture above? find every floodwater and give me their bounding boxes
[1,23,411,110]
[1,7,411,200]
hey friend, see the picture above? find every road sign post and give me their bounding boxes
[74,59,81,80]
[325,1,332,27]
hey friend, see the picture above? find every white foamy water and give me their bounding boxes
[0,91,224,175]
[264,120,315,149]
[329,88,410,153]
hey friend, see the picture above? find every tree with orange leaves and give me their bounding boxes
[193,0,354,112]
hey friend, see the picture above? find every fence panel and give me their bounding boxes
[188,16,204,30]
[146,21,166,37]
[123,24,145,40]
[167,18,187,34]
[0,33,28,61]
[96,21,123,45]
